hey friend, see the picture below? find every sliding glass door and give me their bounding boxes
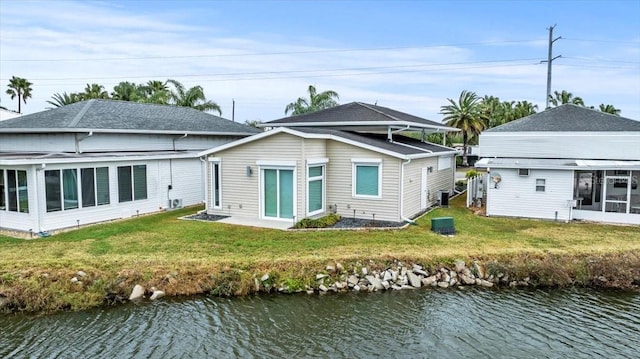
[263,168,294,219]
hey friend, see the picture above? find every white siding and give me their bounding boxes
[207,133,306,220]
[326,141,400,222]
[1,158,205,232]
[0,133,244,153]
[403,155,455,219]
[478,132,640,160]
[486,168,574,221]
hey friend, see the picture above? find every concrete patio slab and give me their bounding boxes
[217,216,294,230]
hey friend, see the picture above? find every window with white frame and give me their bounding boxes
[118,165,147,203]
[536,179,546,192]
[307,165,324,215]
[0,169,29,213]
[352,159,382,198]
[45,167,110,212]
[211,161,222,209]
[438,156,452,171]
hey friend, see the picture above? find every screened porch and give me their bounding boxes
[573,170,640,215]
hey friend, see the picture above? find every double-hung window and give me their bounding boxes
[352,159,382,199]
[45,169,80,212]
[118,165,147,202]
[536,179,546,192]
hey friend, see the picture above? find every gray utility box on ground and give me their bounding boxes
[431,217,455,235]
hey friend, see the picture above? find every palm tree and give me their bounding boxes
[479,95,504,128]
[284,85,339,115]
[598,104,621,116]
[440,90,487,166]
[139,80,170,104]
[111,81,140,102]
[549,90,584,107]
[46,92,81,108]
[80,83,109,100]
[167,79,221,114]
[5,76,33,113]
[513,100,538,120]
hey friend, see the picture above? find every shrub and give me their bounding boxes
[294,214,341,229]
[465,169,479,179]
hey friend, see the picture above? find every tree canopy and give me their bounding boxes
[285,85,339,115]
[5,76,33,113]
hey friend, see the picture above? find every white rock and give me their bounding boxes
[422,276,437,286]
[254,278,260,291]
[77,271,87,277]
[70,277,79,283]
[316,274,328,280]
[473,262,485,279]
[391,284,403,290]
[407,272,422,288]
[335,281,344,289]
[401,268,407,276]
[326,265,336,272]
[460,275,476,285]
[401,285,416,290]
[361,267,368,275]
[150,290,165,300]
[383,271,393,282]
[450,271,458,279]
[413,268,429,276]
[319,284,328,292]
[412,264,423,271]
[478,280,494,287]
[307,289,315,294]
[366,276,384,290]
[454,260,466,273]
[449,278,458,286]
[347,275,359,285]
[381,280,390,290]
[261,274,270,282]
[391,270,398,282]
[129,284,145,300]
[353,284,361,291]
[437,282,450,288]
[442,273,451,283]
[336,263,344,272]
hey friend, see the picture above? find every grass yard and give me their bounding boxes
[1,195,639,313]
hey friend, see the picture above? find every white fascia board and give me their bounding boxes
[263,121,459,132]
[481,131,639,137]
[406,150,459,160]
[0,152,199,166]
[0,128,259,137]
[307,158,329,165]
[256,160,297,167]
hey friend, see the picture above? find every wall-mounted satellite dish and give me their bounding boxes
[490,173,502,188]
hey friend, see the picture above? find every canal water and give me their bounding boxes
[1,287,639,358]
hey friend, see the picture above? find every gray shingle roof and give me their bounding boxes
[293,127,455,156]
[266,102,456,130]
[0,99,260,135]
[486,104,640,132]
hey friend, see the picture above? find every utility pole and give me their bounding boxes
[542,24,562,109]
[232,99,235,122]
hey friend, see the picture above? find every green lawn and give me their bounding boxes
[1,195,639,312]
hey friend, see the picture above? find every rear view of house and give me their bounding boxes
[476,104,640,225]
[200,102,459,226]
[0,99,258,233]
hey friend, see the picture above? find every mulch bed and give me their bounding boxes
[327,217,405,229]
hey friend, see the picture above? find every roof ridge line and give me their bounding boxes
[68,100,95,128]
[357,102,403,122]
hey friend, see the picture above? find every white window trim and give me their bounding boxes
[257,160,297,167]
[352,161,383,199]
[259,165,297,222]
[307,164,325,216]
[307,158,329,166]
[535,178,546,192]
[211,160,222,210]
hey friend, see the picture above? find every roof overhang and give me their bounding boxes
[260,121,459,132]
[475,157,640,170]
[0,128,259,137]
[0,151,200,166]
[199,127,458,160]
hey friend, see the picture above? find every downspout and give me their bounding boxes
[74,131,93,154]
[200,156,208,210]
[400,158,417,225]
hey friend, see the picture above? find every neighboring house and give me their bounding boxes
[0,99,259,233]
[475,104,640,225]
[199,102,459,226]
[0,108,21,122]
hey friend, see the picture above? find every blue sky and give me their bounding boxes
[1,0,639,122]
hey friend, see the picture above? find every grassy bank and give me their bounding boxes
[1,196,639,313]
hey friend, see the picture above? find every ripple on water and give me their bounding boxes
[1,288,639,359]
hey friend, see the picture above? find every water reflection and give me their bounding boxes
[1,288,639,358]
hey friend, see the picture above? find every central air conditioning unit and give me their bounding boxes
[169,198,183,209]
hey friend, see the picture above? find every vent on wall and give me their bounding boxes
[518,169,530,176]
